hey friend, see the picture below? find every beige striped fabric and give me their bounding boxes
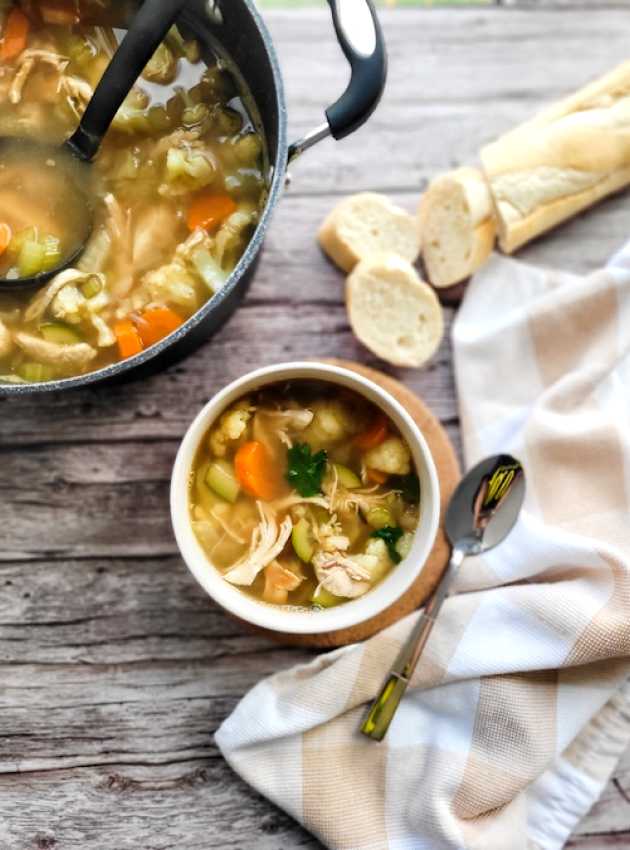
[216,248,630,850]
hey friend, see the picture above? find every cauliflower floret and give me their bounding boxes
[159,143,217,197]
[111,87,151,134]
[353,538,391,583]
[139,260,199,311]
[51,285,84,324]
[47,274,115,348]
[209,399,253,457]
[302,400,361,448]
[142,42,177,84]
[364,437,411,476]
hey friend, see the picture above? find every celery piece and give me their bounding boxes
[40,322,82,345]
[41,235,62,271]
[9,226,37,257]
[79,275,103,299]
[292,517,314,564]
[366,506,395,530]
[205,460,240,503]
[18,240,46,278]
[17,362,56,383]
[331,463,361,490]
[191,248,228,293]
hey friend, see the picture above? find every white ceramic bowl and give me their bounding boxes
[170,362,440,634]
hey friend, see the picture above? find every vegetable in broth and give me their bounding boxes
[189,381,421,611]
[0,0,266,384]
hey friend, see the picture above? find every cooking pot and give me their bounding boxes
[2,0,387,395]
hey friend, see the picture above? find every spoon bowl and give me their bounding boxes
[445,454,526,555]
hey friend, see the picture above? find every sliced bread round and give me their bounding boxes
[346,253,444,368]
[418,167,496,289]
[318,192,421,273]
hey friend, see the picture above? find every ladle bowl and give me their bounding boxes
[0,0,187,292]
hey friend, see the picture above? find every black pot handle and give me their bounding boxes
[288,0,387,162]
[65,0,187,161]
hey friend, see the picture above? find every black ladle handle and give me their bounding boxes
[66,0,187,161]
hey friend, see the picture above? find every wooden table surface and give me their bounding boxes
[2,4,630,848]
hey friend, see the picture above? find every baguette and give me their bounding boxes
[318,192,421,273]
[346,253,443,368]
[481,61,630,253]
[418,167,496,288]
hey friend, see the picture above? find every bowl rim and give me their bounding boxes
[170,361,441,635]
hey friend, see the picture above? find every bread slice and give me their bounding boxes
[318,192,421,273]
[346,254,444,368]
[418,167,496,288]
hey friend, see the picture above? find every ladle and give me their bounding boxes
[0,0,187,292]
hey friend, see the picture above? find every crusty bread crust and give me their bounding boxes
[318,193,421,273]
[482,61,630,253]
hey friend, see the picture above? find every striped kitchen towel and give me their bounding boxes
[216,245,630,850]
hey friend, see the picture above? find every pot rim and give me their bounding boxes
[170,361,441,635]
[0,0,288,396]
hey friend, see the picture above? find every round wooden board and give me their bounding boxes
[240,360,461,649]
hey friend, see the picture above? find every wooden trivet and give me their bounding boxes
[243,360,461,649]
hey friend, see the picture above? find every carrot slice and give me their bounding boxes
[354,413,388,451]
[234,441,281,501]
[0,8,30,62]
[135,307,183,348]
[0,223,12,256]
[114,319,143,360]
[366,468,388,485]
[38,0,79,25]
[186,193,236,233]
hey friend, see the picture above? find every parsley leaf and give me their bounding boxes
[370,526,404,564]
[286,443,328,497]
[390,473,420,504]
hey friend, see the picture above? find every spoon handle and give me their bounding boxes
[360,546,466,742]
[66,0,188,161]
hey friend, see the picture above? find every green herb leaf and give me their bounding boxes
[286,443,328,497]
[370,525,404,564]
[391,473,420,504]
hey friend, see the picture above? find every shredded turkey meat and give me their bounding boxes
[14,331,97,370]
[9,49,68,104]
[312,551,372,599]
[223,502,293,586]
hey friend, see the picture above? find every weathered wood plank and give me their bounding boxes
[269,8,630,193]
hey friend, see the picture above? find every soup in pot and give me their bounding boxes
[0,0,266,384]
[190,381,421,610]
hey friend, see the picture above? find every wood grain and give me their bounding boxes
[2,6,629,849]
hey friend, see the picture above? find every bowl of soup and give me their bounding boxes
[171,362,440,634]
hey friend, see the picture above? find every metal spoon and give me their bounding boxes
[0,0,187,293]
[361,453,526,742]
